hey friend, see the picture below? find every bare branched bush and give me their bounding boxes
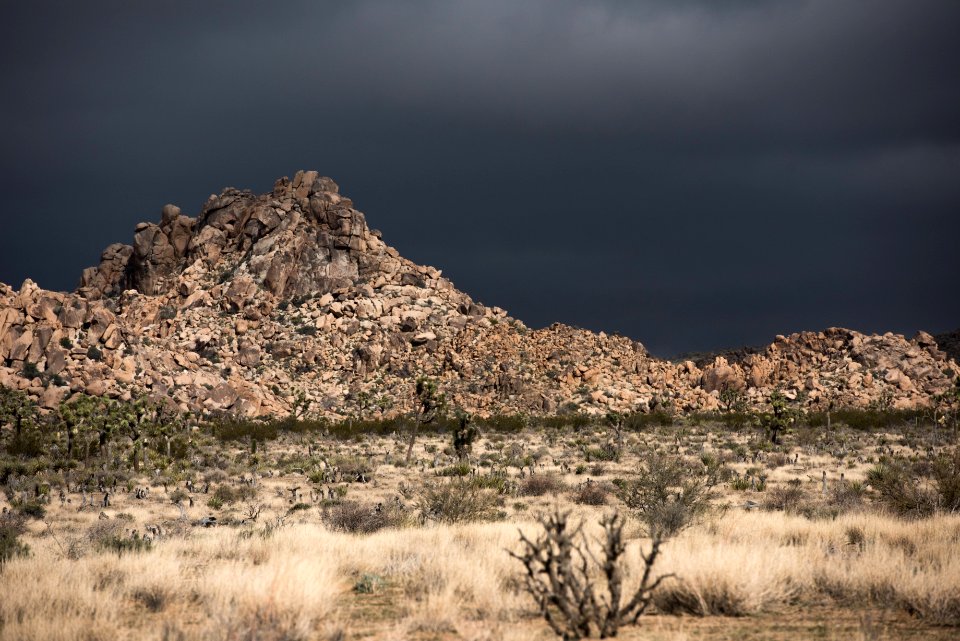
[509,510,671,640]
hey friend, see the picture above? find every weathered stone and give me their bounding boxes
[238,340,261,367]
[702,357,745,392]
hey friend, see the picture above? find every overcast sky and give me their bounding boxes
[1,1,957,356]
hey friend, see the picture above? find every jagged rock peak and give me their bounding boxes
[77,170,436,305]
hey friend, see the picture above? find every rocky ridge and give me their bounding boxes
[1,171,957,418]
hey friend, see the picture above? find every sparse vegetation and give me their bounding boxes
[1,387,958,638]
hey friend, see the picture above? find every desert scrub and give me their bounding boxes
[321,500,412,533]
[571,481,610,506]
[615,452,716,536]
[519,472,567,497]
[0,515,30,566]
[416,479,503,524]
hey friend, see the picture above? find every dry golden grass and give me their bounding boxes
[2,509,959,640]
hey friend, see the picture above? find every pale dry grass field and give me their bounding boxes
[3,509,959,640]
[2,423,958,640]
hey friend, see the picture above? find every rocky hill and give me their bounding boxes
[1,171,957,418]
[935,329,960,365]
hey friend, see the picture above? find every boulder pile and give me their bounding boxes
[1,171,956,418]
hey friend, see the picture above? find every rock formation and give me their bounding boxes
[1,171,957,418]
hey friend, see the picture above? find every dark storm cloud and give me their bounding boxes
[1,0,958,355]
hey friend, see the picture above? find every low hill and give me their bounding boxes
[1,171,956,418]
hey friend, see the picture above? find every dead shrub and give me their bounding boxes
[131,583,174,612]
[763,485,806,513]
[572,482,610,506]
[652,579,749,617]
[321,501,410,534]
[510,509,671,639]
[520,473,567,497]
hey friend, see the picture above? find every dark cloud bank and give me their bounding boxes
[1,0,958,356]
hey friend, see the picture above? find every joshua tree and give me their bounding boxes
[605,411,625,456]
[758,388,799,445]
[452,410,479,462]
[405,377,446,465]
[718,386,746,414]
[290,390,312,420]
[0,385,38,441]
[58,395,103,460]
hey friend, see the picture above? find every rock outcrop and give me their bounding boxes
[1,171,957,418]
[935,329,960,365]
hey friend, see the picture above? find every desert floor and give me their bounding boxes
[2,419,958,640]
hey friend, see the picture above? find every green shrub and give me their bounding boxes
[932,449,960,513]
[537,413,593,430]
[437,463,472,477]
[86,346,103,361]
[826,408,924,431]
[623,411,675,430]
[584,443,619,462]
[20,361,41,379]
[330,455,373,479]
[59,337,73,349]
[211,484,257,506]
[0,517,30,566]
[212,420,279,442]
[17,501,46,519]
[99,534,152,556]
[416,480,503,524]
[478,414,528,432]
[763,485,806,512]
[615,453,715,537]
[468,473,510,494]
[867,463,937,517]
[829,480,867,512]
[88,521,152,556]
[354,573,385,594]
